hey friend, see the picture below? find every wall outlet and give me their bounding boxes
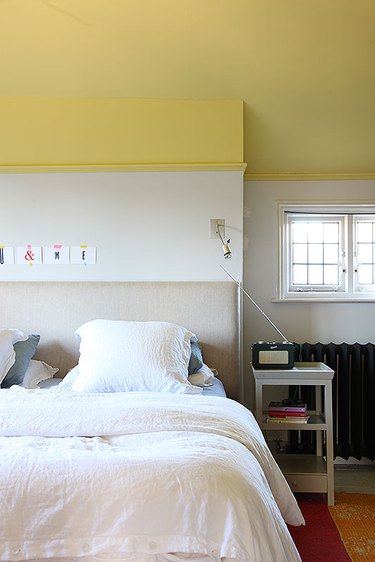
[209,218,225,239]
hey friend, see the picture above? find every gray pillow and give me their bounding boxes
[188,341,204,374]
[1,334,40,388]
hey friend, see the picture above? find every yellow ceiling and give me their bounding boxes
[0,0,374,178]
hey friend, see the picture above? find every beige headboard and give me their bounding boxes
[0,282,240,400]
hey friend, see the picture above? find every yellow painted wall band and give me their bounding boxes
[0,98,244,169]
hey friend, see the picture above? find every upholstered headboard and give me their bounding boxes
[0,282,240,400]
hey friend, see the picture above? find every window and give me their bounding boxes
[279,204,375,300]
[354,216,375,291]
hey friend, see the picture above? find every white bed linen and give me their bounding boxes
[0,329,28,383]
[0,388,303,562]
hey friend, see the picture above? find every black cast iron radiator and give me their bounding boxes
[289,342,375,461]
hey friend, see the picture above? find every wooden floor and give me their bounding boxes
[334,467,375,494]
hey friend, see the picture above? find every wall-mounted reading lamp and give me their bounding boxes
[215,221,232,260]
[213,219,288,341]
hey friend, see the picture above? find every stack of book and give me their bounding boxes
[266,401,309,424]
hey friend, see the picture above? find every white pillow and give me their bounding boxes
[22,360,59,389]
[59,365,79,388]
[62,362,215,391]
[188,363,215,387]
[0,329,28,384]
[72,320,202,394]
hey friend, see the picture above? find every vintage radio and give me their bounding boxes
[252,341,295,370]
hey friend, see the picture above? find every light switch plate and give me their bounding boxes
[209,219,225,238]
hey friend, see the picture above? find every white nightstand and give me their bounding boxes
[251,361,335,505]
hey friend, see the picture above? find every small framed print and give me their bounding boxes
[16,246,42,266]
[70,246,97,265]
[43,246,70,265]
[0,246,15,265]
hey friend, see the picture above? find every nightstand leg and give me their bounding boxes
[325,382,335,505]
[315,385,323,456]
[255,381,263,426]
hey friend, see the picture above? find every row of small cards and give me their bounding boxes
[0,246,96,265]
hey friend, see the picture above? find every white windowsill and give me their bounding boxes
[272,297,375,303]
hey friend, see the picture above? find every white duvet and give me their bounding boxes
[0,387,304,562]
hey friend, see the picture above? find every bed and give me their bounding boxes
[0,282,304,562]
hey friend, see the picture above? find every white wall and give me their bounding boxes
[243,179,375,407]
[0,171,243,282]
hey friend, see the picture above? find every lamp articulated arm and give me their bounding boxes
[220,265,289,342]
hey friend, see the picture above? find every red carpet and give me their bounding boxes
[288,494,351,562]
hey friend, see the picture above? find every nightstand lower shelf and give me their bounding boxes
[275,454,329,494]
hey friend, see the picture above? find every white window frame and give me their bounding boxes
[278,202,375,301]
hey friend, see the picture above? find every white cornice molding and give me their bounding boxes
[245,171,375,182]
[0,163,247,174]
